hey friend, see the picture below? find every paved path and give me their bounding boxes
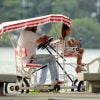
[0,92,100,100]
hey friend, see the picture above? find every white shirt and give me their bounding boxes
[64,36,77,52]
[64,36,72,47]
[17,30,40,63]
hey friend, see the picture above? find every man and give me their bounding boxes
[61,23,85,73]
[17,26,63,84]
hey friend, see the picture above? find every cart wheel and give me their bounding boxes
[71,79,78,91]
[53,85,60,92]
[71,84,74,91]
[20,77,30,93]
[77,81,85,92]
[4,82,21,94]
[16,76,30,93]
[4,77,30,94]
[0,82,4,96]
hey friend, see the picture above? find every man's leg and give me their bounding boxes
[34,54,59,84]
[47,55,59,83]
[39,66,48,84]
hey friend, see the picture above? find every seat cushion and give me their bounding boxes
[26,63,42,68]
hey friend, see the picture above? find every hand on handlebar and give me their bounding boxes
[36,35,50,45]
[37,35,53,49]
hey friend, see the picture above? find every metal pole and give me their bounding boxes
[46,47,73,82]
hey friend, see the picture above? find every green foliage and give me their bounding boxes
[77,0,96,17]
[0,0,23,22]
[0,34,12,47]
[72,17,100,48]
[30,89,41,94]
[52,0,78,18]
[37,0,52,15]
[49,23,62,39]
[0,0,100,48]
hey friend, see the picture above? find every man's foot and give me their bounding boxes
[52,81,64,85]
[57,81,64,84]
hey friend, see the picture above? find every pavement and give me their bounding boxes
[0,92,100,100]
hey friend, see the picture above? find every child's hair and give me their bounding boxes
[61,23,70,39]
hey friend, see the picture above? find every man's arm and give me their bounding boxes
[36,35,50,45]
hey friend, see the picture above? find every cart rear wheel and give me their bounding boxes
[53,85,60,92]
[77,81,85,92]
[4,77,30,94]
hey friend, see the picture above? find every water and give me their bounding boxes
[0,47,100,83]
[0,48,16,74]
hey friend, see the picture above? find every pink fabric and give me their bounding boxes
[26,63,42,68]
[15,48,27,57]
[0,14,71,35]
[15,48,42,68]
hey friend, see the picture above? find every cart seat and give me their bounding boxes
[15,47,42,68]
[26,63,42,68]
[51,40,77,57]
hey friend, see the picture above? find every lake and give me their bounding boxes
[0,47,100,83]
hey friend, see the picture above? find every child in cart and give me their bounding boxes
[61,23,86,73]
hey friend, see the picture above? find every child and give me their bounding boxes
[61,23,85,73]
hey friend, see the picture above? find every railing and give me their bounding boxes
[85,57,100,72]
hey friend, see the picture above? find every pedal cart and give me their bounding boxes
[0,14,85,94]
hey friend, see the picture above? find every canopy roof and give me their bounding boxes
[0,14,71,35]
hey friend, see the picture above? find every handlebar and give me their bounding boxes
[37,38,53,49]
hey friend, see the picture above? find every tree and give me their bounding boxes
[0,0,100,48]
[51,0,78,18]
[72,17,100,48]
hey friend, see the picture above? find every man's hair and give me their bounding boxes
[25,26,37,32]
